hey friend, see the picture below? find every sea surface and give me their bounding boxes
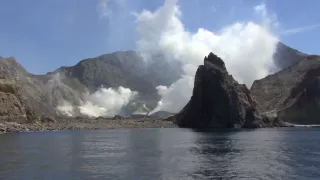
[1,128,320,180]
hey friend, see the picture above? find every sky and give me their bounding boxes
[0,0,320,74]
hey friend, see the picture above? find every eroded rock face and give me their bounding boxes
[277,67,320,124]
[0,79,35,123]
[0,53,182,117]
[172,53,278,128]
[251,55,320,124]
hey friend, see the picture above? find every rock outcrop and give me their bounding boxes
[251,55,320,124]
[274,65,320,124]
[172,53,279,128]
[113,115,125,120]
[0,79,35,123]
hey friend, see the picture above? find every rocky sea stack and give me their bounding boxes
[171,53,283,129]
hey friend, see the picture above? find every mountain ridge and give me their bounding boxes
[0,51,182,117]
[0,42,308,118]
[251,54,320,124]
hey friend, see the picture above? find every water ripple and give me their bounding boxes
[0,128,320,179]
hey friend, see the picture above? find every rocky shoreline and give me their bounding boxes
[2,50,320,133]
[0,118,177,134]
[2,118,319,135]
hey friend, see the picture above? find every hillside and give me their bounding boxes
[0,79,35,123]
[0,51,181,117]
[273,42,308,70]
[0,42,307,118]
[251,55,320,111]
[251,55,320,124]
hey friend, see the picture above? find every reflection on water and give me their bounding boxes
[1,128,320,179]
[125,129,162,179]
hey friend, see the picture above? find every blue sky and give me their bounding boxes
[0,0,319,74]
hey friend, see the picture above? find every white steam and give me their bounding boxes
[136,0,279,113]
[150,75,194,113]
[79,86,138,117]
[57,100,75,117]
[56,86,137,118]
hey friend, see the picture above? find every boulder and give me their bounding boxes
[38,116,57,124]
[113,115,124,120]
[172,53,279,128]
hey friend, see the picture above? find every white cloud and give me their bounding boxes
[280,24,320,35]
[135,0,279,113]
[254,4,266,14]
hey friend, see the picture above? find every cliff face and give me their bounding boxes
[172,53,280,128]
[251,55,320,124]
[276,65,320,124]
[0,79,35,123]
[0,57,87,116]
[251,55,320,113]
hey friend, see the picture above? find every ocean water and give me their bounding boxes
[0,128,320,180]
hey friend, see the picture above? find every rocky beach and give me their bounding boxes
[0,117,176,134]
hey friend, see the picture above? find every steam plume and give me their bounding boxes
[136,0,279,113]
[79,86,138,117]
[54,73,137,117]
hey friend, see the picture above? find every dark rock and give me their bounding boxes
[273,42,308,70]
[173,53,278,129]
[204,52,226,70]
[0,126,5,132]
[38,116,56,124]
[75,116,84,120]
[277,68,320,124]
[113,115,124,120]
